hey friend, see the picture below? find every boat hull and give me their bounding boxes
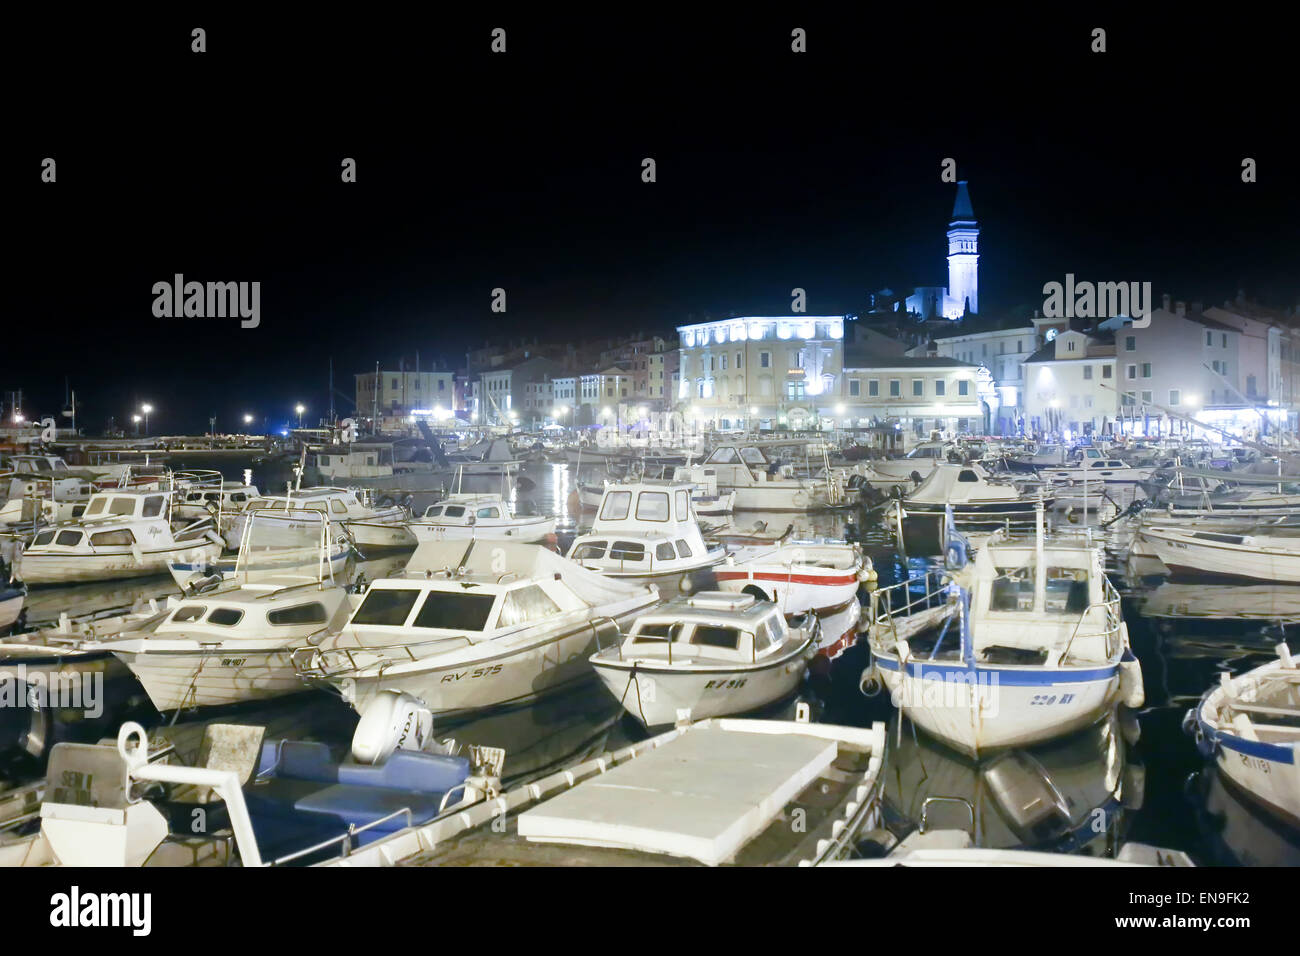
[872,655,1122,757]
[109,641,305,711]
[407,517,557,544]
[1142,531,1300,584]
[19,541,223,586]
[590,645,812,728]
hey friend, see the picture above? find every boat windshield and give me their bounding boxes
[412,590,497,630]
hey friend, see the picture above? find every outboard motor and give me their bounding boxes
[350,689,435,765]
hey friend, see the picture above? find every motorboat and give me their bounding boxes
[814,597,861,663]
[1185,642,1299,830]
[669,464,736,516]
[863,508,1145,757]
[17,488,224,586]
[230,487,413,551]
[1137,523,1300,583]
[294,540,662,725]
[887,463,1052,529]
[713,539,871,615]
[173,481,260,523]
[589,592,817,727]
[866,441,958,489]
[566,481,726,583]
[1038,448,1153,486]
[89,511,355,712]
[699,445,850,511]
[408,492,556,543]
[320,714,887,867]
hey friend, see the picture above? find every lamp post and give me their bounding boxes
[140,403,153,435]
[132,414,142,436]
[295,403,305,428]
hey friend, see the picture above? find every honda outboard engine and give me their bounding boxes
[350,689,435,764]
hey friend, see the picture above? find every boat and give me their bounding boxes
[589,592,817,727]
[172,481,260,522]
[698,445,850,511]
[229,487,413,551]
[408,492,556,543]
[814,596,862,663]
[865,441,958,489]
[1038,448,1154,486]
[863,508,1145,757]
[712,539,871,615]
[320,713,887,867]
[0,718,499,867]
[89,510,356,712]
[888,462,1052,529]
[1137,523,1300,583]
[1185,642,1299,830]
[566,480,726,583]
[294,539,662,725]
[16,487,224,586]
[669,463,736,516]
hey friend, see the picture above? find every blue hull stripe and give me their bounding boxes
[874,654,1119,686]
[1197,710,1297,766]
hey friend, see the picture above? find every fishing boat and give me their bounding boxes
[699,445,850,511]
[566,480,726,583]
[230,487,412,551]
[17,488,224,586]
[89,510,355,712]
[589,592,817,727]
[863,508,1144,758]
[321,713,887,867]
[713,539,871,615]
[294,539,662,725]
[888,463,1052,529]
[408,492,556,543]
[1137,523,1300,583]
[1185,642,1299,830]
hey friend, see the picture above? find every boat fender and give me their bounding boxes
[859,665,883,698]
[351,689,435,765]
[1119,647,1145,709]
[944,543,965,570]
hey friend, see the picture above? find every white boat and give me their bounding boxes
[714,540,871,615]
[448,438,522,479]
[17,488,224,586]
[669,464,736,516]
[1185,643,1299,830]
[866,441,956,489]
[0,579,25,632]
[699,445,850,511]
[172,481,259,522]
[408,492,556,543]
[294,539,662,724]
[230,487,413,551]
[567,480,726,583]
[1039,448,1153,486]
[321,714,887,867]
[864,511,1144,758]
[814,597,861,662]
[91,510,355,711]
[889,463,1052,528]
[589,592,817,727]
[1138,523,1300,583]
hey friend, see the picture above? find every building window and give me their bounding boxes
[1222,334,1228,347]
[849,379,860,397]
[1169,389,1180,405]
[935,379,945,396]
[1127,364,1137,380]
[1083,366,1093,380]
[868,380,879,397]
[912,379,923,397]
[760,352,770,368]
[1067,340,1077,352]
[1206,331,1212,346]
[1141,390,1153,403]
[1125,336,1136,351]
[889,379,900,397]
[1103,365,1112,378]
[1141,363,1151,378]
[958,380,969,396]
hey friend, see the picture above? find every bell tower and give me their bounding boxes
[946,180,979,317]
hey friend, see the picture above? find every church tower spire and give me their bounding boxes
[946,181,979,317]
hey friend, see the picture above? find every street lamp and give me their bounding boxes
[243,413,254,428]
[140,403,153,435]
[295,403,305,427]
[132,414,142,436]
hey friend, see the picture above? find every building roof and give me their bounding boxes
[950,181,976,225]
[843,356,981,371]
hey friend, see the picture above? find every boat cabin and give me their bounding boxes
[568,481,718,577]
[421,494,513,525]
[343,573,589,641]
[153,584,347,639]
[620,592,791,663]
[6,455,73,475]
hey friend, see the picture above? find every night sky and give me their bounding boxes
[10,10,1298,433]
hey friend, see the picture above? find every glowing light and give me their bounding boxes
[295,404,305,415]
[1049,399,1060,408]
[141,403,153,415]
[835,404,845,414]
[749,406,759,415]
[243,414,254,424]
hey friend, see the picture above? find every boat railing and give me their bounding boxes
[270,806,417,866]
[869,568,951,627]
[1060,577,1124,665]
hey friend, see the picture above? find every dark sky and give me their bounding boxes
[10,9,1298,433]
